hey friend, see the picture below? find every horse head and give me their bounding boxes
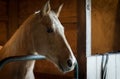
[30,1,77,73]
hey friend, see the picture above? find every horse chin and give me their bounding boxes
[46,56,75,73]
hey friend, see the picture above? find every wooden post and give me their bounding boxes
[8,0,18,38]
[77,0,91,78]
[77,0,86,79]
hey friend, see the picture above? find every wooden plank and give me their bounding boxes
[0,22,7,45]
[87,56,97,79]
[18,0,77,24]
[60,17,77,24]
[77,0,86,78]
[0,1,7,16]
[8,0,18,38]
[18,0,77,19]
[19,17,77,26]
[92,0,120,54]
[0,16,8,21]
[64,23,77,55]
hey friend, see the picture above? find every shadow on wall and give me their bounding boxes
[114,0,120,51]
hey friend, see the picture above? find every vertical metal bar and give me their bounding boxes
[86,0,91,56]
[74,62,79,79]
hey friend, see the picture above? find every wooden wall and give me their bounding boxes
[0,1,8,45]
[0,0,77,78]
[92,0,120,54]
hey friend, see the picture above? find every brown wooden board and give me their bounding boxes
[92,0,120,54]
[77,0,86,79]
[0,22,7,45]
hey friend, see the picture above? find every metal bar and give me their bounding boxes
[0,55,46,70]
[0,55,79,79]
[74,62,79,79]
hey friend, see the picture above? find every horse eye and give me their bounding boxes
[47,27,53,33]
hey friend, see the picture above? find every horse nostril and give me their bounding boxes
[67,59,72,67]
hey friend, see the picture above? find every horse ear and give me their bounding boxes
[54,4,63,17]
[41,0,51,16]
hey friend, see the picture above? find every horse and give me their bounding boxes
[0,1,77,79]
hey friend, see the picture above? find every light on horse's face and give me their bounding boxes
[42,13,77,73]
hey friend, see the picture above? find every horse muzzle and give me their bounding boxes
[58,58,77,73]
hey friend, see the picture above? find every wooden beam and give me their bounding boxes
[18,16,77,25]
[77,0,86,79]
[8,0,18,38]
[60,17,77,24]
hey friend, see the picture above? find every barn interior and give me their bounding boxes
[0,0,120,79]
[0,0,77,79]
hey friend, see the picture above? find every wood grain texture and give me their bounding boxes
[92,0,120,54]
[0,22,7,45]
[0,1,7,16]
[77,0,86,79]
[8,0,18,38]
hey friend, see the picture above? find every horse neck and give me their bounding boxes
[0,18,35,60]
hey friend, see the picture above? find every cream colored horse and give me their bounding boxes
[0,1,76,79]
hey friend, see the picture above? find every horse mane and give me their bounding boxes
[0,10,53,60]
[0,14,38,60]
